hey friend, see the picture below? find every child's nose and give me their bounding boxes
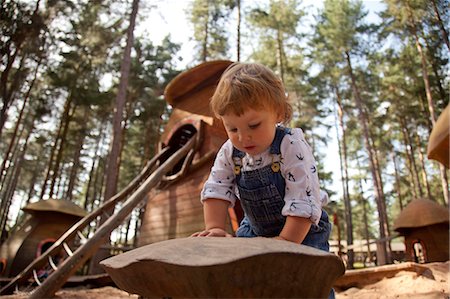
[239,132,251,142]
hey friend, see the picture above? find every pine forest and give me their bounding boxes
[0,0,448,272]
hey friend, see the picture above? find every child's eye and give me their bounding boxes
[249,123,260,129]
[228,128,238,133]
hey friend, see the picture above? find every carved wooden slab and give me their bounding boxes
[427,104,449,168]
[101,237,345,298]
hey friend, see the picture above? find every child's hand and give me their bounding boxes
[190,228,233,238]
[272,236,288,241]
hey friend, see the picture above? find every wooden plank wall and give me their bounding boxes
[138,117,229,246]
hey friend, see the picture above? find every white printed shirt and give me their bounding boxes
[201,127,326,225]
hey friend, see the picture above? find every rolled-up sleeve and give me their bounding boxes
[280,129,322,225]
[200,140,237,207]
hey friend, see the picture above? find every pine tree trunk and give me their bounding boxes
[91,0,140,275]
[392,152,404,210]
[65,126,87,201]
[0,112,28,233]
[400,117,421,198]
[345,51,390,264]
[134,205,145,247]
[236,0,241,61]
[0,0,41,138]
[202,5,209,62]
[431,0,450,51]
[334,85,354,269]
[423,37,448,104]
[0,119,32,241]
[276,30,285,82]
[0,55,40,186]
[369,128,392,255]
[48,103,76,199]
[0,47,21,138]
[39,97,72,199]
[124,216,132,245]
[414,132,432,200]
[356,161,372,266]
[84,130,103,210]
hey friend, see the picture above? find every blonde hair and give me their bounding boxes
[210,62,292,124]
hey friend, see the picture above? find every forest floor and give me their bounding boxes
[2,261,448,299]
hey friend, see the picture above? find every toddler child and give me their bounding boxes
[192,62,331,252]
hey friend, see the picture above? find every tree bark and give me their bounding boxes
[39,97,72,199]
[400,117,422,198]
[65,111,88,201]
[276,29,285,82]
[368,126,392,256]
[0,56,41,187]
[0,0,41,138]
[333,85,353,269]
[414,132,432,200]
[392,152,404,210]
[345,51,390,264]
[430,0,450,51]
[0,114,33,241]
[91,0,140,275]
[0,46,21,138]
[84,128,103,210]
[236,0,241,61]
[356,159,372,266]
[48,102,76,199]
[202,4,209,62]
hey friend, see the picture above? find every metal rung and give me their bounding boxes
[62,242,73,256]
[32,269,42,286]
[48,256,57,271]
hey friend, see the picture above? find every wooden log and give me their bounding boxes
[101,237,345,298]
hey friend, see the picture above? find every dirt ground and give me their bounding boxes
[3,262,448,299]
[336,261,449,299]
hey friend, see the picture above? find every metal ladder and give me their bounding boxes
[0,135,197,297]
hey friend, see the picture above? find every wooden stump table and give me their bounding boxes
[101,237,345,298]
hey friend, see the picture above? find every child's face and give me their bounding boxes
[221,108,280,156]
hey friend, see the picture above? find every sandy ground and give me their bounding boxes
[3,262,448,298]
[336,262,449,299]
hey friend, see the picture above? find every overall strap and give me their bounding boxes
[231,126,291,175]
[269,126,290,172]
[232,147,245,175]
[269,126,291,155]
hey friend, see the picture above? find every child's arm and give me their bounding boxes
[275,216,311,243]
[191,198,232,237]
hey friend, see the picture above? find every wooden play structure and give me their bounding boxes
[427,104,449,168]
[137,60,234,245]
[0,60,345,298]
[0,199,86,277]
[393,198,449,263]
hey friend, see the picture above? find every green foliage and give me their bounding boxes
[187,0,236,62]
[118,36,180,189]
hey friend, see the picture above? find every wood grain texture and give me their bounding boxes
[101,237,345,298]
[427,104,449,168]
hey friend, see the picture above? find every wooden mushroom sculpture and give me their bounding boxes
[101,237,345,298]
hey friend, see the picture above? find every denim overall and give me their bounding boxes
[233,127,331,252]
